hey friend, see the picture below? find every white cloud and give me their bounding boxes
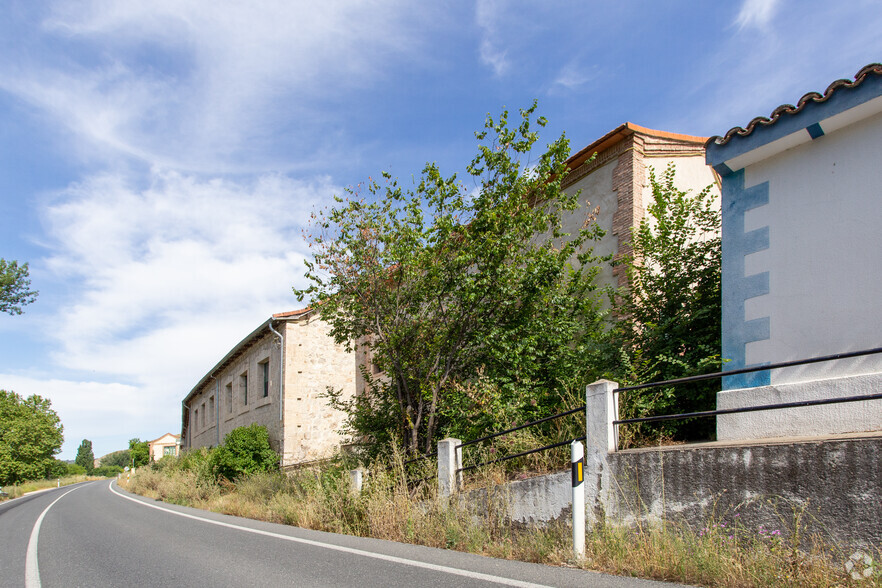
[0,1,433,172]
[13,168,339,457]
[41,169,334,358]
[475,0,511,76]
[549,62,597,93]
[734,0,781,31]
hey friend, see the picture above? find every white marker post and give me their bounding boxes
[571,440,585,559]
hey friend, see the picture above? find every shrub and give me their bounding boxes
[209,424,279,481]
[65,463,87,476]
[93,465,123,477]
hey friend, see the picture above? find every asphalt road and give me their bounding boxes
[0,480,688,587]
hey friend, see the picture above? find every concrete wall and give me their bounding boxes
[605,434,882,549]
[463,433,882,549]
[717,372,882,441]
[442,380,880,550]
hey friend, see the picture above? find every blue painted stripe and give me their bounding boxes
[806,122,825,139]
[713,162,733,177]
[721,169,772,390]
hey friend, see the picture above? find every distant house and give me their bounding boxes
[705,63,882,440]
[147,433,180,461]
[181,309,355,467]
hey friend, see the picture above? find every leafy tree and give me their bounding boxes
[128,438,150,467]
[611,163,721,443]
[61,462,87,476]
[100,449,131,468]
[93,464,123,477]
[298,103,606,455]
[209,424,279,481]
[0,259,38,315]
[75,439,95,473]
[0,390,64,485]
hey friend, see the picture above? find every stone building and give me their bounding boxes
[559,122,720,292]
[181,308,355,466]
[705,63,882,440]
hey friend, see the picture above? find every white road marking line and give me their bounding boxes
[25,485,87,588]
[109,481,551,588]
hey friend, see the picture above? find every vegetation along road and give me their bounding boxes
[0,480,687,588]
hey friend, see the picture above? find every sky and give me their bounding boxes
[1,0,880,460]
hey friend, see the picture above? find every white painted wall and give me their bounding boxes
[739,110,882,385]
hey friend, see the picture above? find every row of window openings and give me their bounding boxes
[194,361,270,429]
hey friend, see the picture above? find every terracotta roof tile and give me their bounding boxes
[708,63,882,147]
[272,307,312,318]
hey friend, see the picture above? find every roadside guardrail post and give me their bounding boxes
[437,438,462,498]
[571,440,585,558]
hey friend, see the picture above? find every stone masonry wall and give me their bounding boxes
[282,316,355,465]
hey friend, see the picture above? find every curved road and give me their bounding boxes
[0,481,684,587]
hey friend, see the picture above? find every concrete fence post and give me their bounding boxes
[586,379,619,454]
[437,438,462,498]
[349,468,364,493]
[584,379,619,524]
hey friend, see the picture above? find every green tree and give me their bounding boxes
[297,103,606,455]
[128,438,150,467]
[209,424,279,481]
[0,390,64,485]
[0,259,38,315]
[75,439,95,473]
[612,163,721,443]
[100,449,131,468]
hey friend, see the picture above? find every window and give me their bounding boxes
[261,360,269,398]
[209,396,215,423]
[201,403,206,427]
[240,372,248,405]
[163,446,175,457]
[194,408,199,429]
[225,383,233,412]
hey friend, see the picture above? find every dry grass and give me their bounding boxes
[124,457,880,588]
[0,474,104,500]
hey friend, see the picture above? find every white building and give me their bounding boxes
[706,63,882,440]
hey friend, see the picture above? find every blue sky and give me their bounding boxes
[1,0,880,460]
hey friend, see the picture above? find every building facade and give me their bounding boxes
[559,122,720,292]
[182,309,355,466]
[147,433,181,461]
[706,63,882,440]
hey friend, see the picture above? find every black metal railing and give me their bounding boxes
[416,346,882,477]
[614,346,882,426]
[455,406,586,473]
